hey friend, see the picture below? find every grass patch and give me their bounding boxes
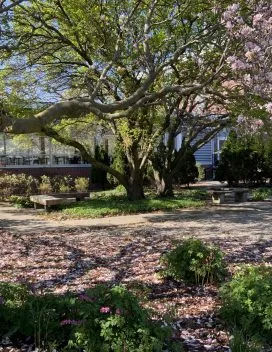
[52,189,207,218]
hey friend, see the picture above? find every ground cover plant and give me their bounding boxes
[0,283,179,352]
[220,265,272,347]
[50,189,207,218]
[161,238,227,285]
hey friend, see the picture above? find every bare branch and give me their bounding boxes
[0,0,24,14]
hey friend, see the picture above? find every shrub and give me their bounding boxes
[174,148,198,187]
[114,184,126,193]
[0,173,39,198]
[215,131,266,186]
[92,145,110,188]
[39,175,52,194]
[51,175,73,193]
[9,195,33,208]
[0,283,180,351]
[251,188,272,201]
[220,265,272,345]
[75,177,89,192]
[161,238,227,285]
[229,330,262,352]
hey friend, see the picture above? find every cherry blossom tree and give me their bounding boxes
[222,1,272,118]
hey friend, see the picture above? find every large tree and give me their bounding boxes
[0,0,233,199]
[150,93,230,196]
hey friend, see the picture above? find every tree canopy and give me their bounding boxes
[0,0,263,198]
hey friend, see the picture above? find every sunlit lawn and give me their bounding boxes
[53,188,208,218]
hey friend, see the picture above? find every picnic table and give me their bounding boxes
[30,192,90,211]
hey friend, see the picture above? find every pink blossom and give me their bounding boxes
[225,21,233,30]
[254,119,264,127]
[253,13,263,25]
[229,3,240,12]
[100,306,111,313]
[230,58,248,70]
[239,25,254,36]
[265,103,272,114]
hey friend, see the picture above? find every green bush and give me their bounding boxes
[39,175,53,194]
[51,175,73,193]
[215,131,267,186]
[220,265,272,345]
[229,330,262,352]
[0,174,90,204]
[173,148,198,187]
[0,283,181,351]
[251,188,272,201]
[9,195,33,208]
[92,145,110,188]
[74,177,89,192]
[161,238,227,285]
[0,173,39,198]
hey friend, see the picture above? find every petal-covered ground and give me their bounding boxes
[1,221,272,351]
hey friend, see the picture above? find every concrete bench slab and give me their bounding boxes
[48,192,90,200]
[30,192,90,210]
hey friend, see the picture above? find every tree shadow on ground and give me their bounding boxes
[1,229,272,351]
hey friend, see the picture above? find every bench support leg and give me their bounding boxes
[234,192,249,202]
[212,193,225,204]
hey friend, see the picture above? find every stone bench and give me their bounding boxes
[209,188,249,204]
[30,192,90,211]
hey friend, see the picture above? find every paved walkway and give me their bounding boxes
[1,201,272,239]
[0,202,152,233]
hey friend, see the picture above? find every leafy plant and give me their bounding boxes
[39,175,52,194]
[0,173,39,198]
[220,265,272,345]
[9,195,33,208]
[251,188,272,201]
[229,330,262,352]
[0,283,181,351]
[75,177,89,192]
[51,175,73,193]
[161,238,227,285]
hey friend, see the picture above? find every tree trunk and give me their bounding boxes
[153,170,174,197]
[125,169,145,200]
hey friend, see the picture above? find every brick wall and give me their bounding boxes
[0,166,92,178]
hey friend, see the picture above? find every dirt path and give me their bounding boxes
[1,201,272,239]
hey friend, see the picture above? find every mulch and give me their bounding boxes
[1,226,272,351]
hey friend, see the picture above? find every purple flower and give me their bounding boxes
[0,296,4,305]
[100,306,111,314]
